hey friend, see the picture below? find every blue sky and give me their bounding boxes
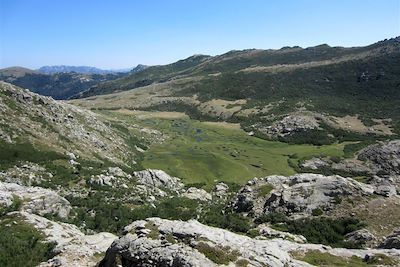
[0,0,399,69]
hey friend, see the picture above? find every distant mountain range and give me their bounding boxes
[0,64,148,99]
[37,64,148,74]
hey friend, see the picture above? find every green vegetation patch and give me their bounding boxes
[0,214,56,267]
[297,250,398,267]
[104,111,346,189]
[195,242,239,265]
[256,184,274,197]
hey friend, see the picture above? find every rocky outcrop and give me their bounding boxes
[379,229,400,249]
[16,211,117,267]
[100,217,400,267]
[358,140,400,176]
[0,182,71,218]
[100,218,306,267]
[233,174,374,217]
[258,114,319,138]
[134,169,184,191]
[89,167,132,187]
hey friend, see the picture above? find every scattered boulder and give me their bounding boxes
[89,167,132,187]
[0,163,53,186]
[300,158,330,170]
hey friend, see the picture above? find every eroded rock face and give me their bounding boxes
[16,212,117,267]
[134,169,184,191]
[0,81,138,165]
[233,174,374,217]
[0,182,71,218]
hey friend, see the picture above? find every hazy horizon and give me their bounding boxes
[1,0,399,69]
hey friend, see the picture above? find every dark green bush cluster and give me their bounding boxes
[286,217,366,248]
[255,213,365,248]
[66,193,200,233]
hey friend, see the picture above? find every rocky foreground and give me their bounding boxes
[1,169,400,266]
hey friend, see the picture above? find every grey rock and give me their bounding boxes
[212,182,229,198]
[101,217,400,267]
[233,174,374,217]
[379,229,400,249]
[358,140,400,176]
[183,187,212,201]
[16,212,117,267]
[258,114,319,138]
[134,169,184,191]
[300,158,330,170]
[344,229,377,248]
[0,182,71,218]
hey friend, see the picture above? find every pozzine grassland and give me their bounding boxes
[99,109,346,188]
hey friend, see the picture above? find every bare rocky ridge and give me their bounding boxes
[99,217,400,267]
[0,81,137,165]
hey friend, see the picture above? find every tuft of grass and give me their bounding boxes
[256,184,274,197]
[195,242,239,265]
[145,222,160,240]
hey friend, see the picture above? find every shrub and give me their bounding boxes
[254,212,288,225]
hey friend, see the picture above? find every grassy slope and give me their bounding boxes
[102,110,345,187]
